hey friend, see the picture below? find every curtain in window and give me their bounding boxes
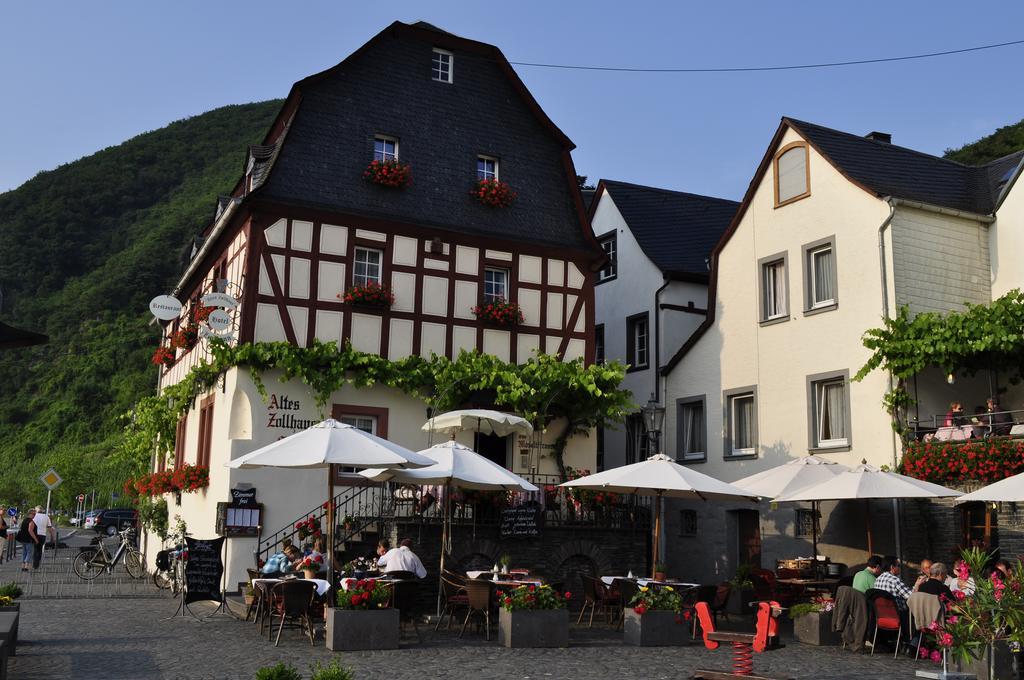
[734,397,754,450]
[764,261,786,318]
[681,403,704,456]
[813,249,834,304]
[817,381,847,443]
[777,146,808,202]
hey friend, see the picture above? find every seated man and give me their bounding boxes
[852,555,882,593]
[917,562,953,600]
[378,538,427,578]
[873,556,914,612]
[261,543,300,578]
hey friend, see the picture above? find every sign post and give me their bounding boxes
[39,468,62,563]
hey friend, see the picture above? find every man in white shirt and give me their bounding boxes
[32,505,55,569]
[378,538,427,578]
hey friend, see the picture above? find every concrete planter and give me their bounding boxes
[728,588,755,615]
[956,641,1017,680]
[326,608,399,651]
[623,608,689,646]
[793,611,839,646]
[498,608,568,648]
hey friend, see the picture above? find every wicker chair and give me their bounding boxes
[268,580,317,646]
[578,575,617,627]
[460,579,495,641]
[245,568,262,622]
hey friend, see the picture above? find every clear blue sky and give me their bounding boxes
[2,1,1023,199]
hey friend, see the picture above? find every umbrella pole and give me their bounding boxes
[864,500,873,558]
[652,492,663,579]
[437,482,450,617]
[327,468,335,608]
[811,501,819,576]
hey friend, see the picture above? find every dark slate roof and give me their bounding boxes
[788,118,1020,215]
[252,21,592,252]
[986,150,1024,204]
[601,180,738,278]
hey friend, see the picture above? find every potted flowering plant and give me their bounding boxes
[363,159,411,188]
[327,579,398,651]
[300,554,324,579]
[472,298,523,327]
[170,325,199,351]
[151,346,175,368]
[497,583,570,648]
[338,281,395,308]
[295,516,322,542]
[625,584,689,646]
[925,548,1024,680]
[472,178,516,208]
[789,596,838,646]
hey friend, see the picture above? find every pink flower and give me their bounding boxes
[919,646,931,659]
[954,590,966,601]
[930,650,942,663]
[947,615,958,624]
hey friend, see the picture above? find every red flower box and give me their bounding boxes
[901,438,1024,485]
[363,159,411,188]
[338,282,395,308]
[170,325,199,351]
[472,178,516,208]
[151,346,176,368]
[123,464,210,498]
[472,298,523,327]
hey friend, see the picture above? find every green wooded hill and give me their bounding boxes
[0,105,1020,511]
[0,100,281,509]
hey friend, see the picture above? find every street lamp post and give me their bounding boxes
[640,394,666,577]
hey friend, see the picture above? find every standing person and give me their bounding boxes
[32,505,54,570]
[0,508,8,565]
[16,509,38,572]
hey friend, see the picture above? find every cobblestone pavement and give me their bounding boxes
[7,596,929,680]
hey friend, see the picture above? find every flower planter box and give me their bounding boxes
[326,608,399,651]
[956,641,1017,680]
[793,611,840,646]
[498,608,568,648]
[727,589,755,615]
[623,608,689,646]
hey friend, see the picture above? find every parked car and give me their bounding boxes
[91,509,138,536]
[82,510,100,529]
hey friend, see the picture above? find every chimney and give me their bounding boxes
[865,131,892,144]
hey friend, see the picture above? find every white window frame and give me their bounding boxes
[338,414,376,434]
[808,370,851,450]
[761,258,787,321]
[477,156,499,181]
[598,234,617,282]
[627,314,649,370]
[676,396,706,462]
[483,268,509,303]
[808,245,836,309]
[724,387,757,458]
[373,135,399,162]
[353,247,383,287]
[431,48,453,83]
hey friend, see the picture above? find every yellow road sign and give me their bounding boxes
[40,468,62,490]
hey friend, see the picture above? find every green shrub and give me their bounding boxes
[0,584,23,600]
[254,662,301,680]
[310,660,355,680]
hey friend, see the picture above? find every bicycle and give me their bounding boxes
[152,533,188,594]
[72,527,145,580]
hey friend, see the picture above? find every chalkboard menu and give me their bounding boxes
[500,506,542,539]
[184,537,224,604]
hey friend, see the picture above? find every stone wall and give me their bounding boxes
[388,521,650,612]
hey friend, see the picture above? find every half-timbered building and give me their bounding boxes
[150,21,604,585]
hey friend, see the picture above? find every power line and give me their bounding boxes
[509,38,1024,73]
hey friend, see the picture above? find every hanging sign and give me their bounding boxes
[149,295,183,321]
[500,506,541,539]
[40,468,63,490]
[200,292,239,309]
[183,537,225,604]
[206,309,232,331]
[230,487,257,507]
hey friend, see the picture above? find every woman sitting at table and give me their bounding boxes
[261,543,301,578]
[304,538,329,575]
[945,401,965,427]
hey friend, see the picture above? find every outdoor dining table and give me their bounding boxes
[600,576,699,589]
[774,577,839,592]
[253,577,332,597]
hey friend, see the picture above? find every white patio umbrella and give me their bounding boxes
[731,457,850,562]
[775,461,963,556]
[226,418,434,604]
[955,471,1024,504]
[559,453,759,577]
[362,440,538,612]
[422,409,534,440]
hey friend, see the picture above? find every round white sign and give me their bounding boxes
[200,292,239,309]
[207,309,232,331]
[148,295,183,321]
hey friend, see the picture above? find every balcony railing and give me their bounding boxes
[908,408,1024,441]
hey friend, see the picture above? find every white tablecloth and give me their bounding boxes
[600,576,699,589]
[254,577,331,597]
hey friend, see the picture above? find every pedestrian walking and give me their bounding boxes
[0,509,8,564]
[32,505,54,569]
[16,508,38,572]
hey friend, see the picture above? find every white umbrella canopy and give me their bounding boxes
[560,454,758,578]
[774,462,963,503]
[360,440,538,491]
[731,456,849,499]
[955,471,1024,504]
[560,453,758,502]
[226,418,435,470]
[421,409,534,438]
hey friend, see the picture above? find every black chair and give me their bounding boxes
[614,579,640,630]
[437,574,469,630]
[389,579,422,643]
[685,585,718,638]
[460,579,495,640]
[268,580,317,646]
[385,569,416,581]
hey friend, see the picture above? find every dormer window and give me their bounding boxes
[773,141,810,207]
[477,156,498,181]
[432,48,453,83]
[373,136,399,162]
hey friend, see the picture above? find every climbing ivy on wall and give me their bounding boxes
[117,340,633,480]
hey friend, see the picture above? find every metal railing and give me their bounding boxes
[909,408,1023,440]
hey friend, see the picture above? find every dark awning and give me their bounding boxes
[0,320,48,349]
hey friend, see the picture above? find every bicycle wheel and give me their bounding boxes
[153,569,172,590]
[125,549,145,579]
[73,549,105,580]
